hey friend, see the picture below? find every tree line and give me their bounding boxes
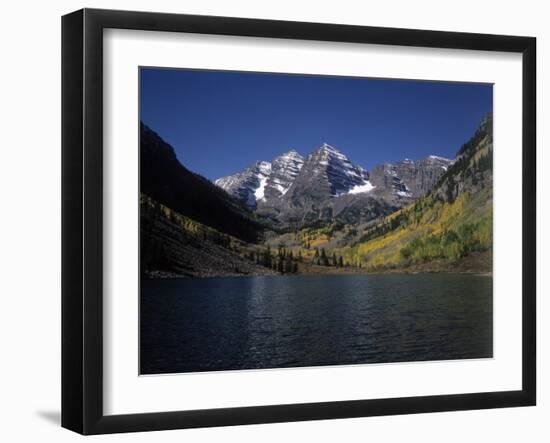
[313,248,344,267]
[245,245,349,273]
[247,245,299,274]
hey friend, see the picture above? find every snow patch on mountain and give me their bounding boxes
[215,151,303,207]
[428,155,451,162]
[257,161,272,175]
[216,143,452,209]
[215,160,271,208]
[347,181,375,195]
[254,176,268,201]
[310,143,371,196]
[266,150,304,198]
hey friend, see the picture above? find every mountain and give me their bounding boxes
[369,155,452,198]
[337,114,493,272]
[275,143,374,224]
[215,142,451,227]
[214,161,272,208]
[264,150,305,200]
[140,122,263,243]
[215,150,305,208]
[285,143,372,199]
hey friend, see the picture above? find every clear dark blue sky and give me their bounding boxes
[140,68,492,180]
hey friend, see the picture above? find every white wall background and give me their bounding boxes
[0,0,546,441]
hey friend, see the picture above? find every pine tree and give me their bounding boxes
[277,257,284,273]
[446,177,456,202]
[321,248,329,266]
[263,245,272,268]
[285,254,292,274]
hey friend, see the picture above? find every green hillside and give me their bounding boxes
[336,115,493,272]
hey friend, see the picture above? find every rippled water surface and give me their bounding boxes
[140,274,492,374]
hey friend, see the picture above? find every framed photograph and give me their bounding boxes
[62,8,536,435]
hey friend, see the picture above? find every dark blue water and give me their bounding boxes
[140,274,492,374]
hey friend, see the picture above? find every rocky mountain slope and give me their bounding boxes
[214,160,273,208]
[216,142,451,227]
[215,150,305,208]
[369,155,451,198]
[264,150,305,200]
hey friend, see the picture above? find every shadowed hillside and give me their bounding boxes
[140,122,264,243]
[140,194,277,278]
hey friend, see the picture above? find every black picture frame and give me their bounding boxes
[62,8,536,435]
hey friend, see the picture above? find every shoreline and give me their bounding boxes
[144,268,493,280]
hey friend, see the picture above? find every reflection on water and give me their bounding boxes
[140,274,493,374]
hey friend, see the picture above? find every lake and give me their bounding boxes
[140,274,492,374]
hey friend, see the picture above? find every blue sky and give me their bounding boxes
[140,68,492,181]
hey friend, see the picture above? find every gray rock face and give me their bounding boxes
[214,161,272,208]
[370,156,452,198]
[263,150,304,200]
[279,143,374,223]
[215,150,305,208]
[215,143,452,227]
[286,144,371,199]
[369,163,411,197]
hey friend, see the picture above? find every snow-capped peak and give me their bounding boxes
[280,149,302,158]
[302,143,373,196]
[425,155,452,171]
[215,160,272,207]
[428,154,451,162]
[256,160,272,174]
[268,149,305,197]
[316,143,345,157]
[320,142,337,151]
[215,150,304,207]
